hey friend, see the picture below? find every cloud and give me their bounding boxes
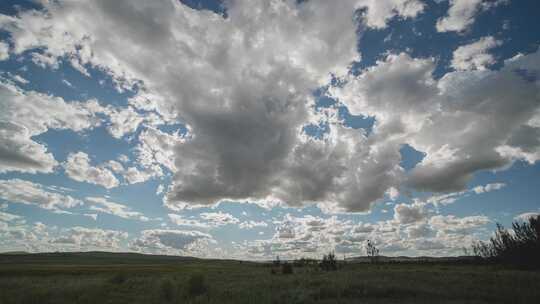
[393,202,427,224]
[2,0,537,221]
[0,41,9,60]
[436,0,483,33]
[451,36,502,71]
[63,152,120,189]
[86,196,149,221]
[50,226,128,249]
[514,212,540,222]
[239,220,268,230]
[436,0,508,33]
[168,214,210,228]
[333,49,540,195]
[199,212,240,226]
[0,179,82,211]
[130,229,213,254]
[136,126,181,173]
[429,215,490,234]
[0,83,102,174]
[472,182,506,194]
[0,0,425,213]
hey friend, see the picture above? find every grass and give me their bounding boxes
[0,253,539,303]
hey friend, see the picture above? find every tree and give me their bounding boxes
[472,215,540,269]
[273,255,281,267]
[366,240,379,263]
[320,252,337,271]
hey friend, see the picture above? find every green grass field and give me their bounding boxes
[1,252,539,304]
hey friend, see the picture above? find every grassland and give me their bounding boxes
[1,252,539,303]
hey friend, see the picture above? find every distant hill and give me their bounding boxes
[345,255,478,264]
[0,251,199,265]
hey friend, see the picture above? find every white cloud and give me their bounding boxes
[239,220,268,229]
[333,49,540,196]
[0,179,82,211]
[168,214,209,228]
[123,166,161,185]
[436,0,483,33]
[393,202,427,224]
[50,226,128,250]
[451,36,502,71]
[136,127,182,174]
[156,184,165,195]
[130,229,214,254]
[472,182,506,194]
[103,106,146,139]
[0,41,9,61]
[200,212,240,227]
[514,212,540,222]
[63,152,120,189]
[0,0,425,213]
[86,196,148,221]
[429,215,490,234]
[0,83,102,174]
[11,74,28,84]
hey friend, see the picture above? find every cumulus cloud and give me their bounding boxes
[0,83,102,174]
[86,196,149,221]
[472,182,506,194]
[429,215,490,234]
[63,152,119,189]
[0,179,82,211]
[451,36,502,71]
[239,220,268,230]
[168,214,210,228]
[50,226,128,250]
[136,126,181,174]
[394,202,427,224]
[200,212,240,226]
[2,0,537,219]
[130,229,214,254]
[0,41,9,60]
[0,0,424,213]
[436,0,483,33]
[333,49,540,195]
[436,0,508,33]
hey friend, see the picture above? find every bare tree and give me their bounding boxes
[366,240,380,263]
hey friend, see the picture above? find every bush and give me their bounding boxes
[366,240,380,264]
[320,252,337,271]
[281,262,293,275]
[187,273,207,297]
[109,273,127,285]
[472,215,540,269]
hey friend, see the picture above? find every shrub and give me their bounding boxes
[366,240,380,263]
[281,262,293,275]
[472,215,540,269]
[187,273,207,297]
[320,252,337,271]
[109,273,127,285]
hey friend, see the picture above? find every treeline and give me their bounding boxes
[472,215,540,269]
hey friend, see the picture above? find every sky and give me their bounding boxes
[0,0,539,260]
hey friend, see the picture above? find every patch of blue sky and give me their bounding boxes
[0,53,136,107]
[399,144,426,172]
[0,0,41,15]
[179,0,227,17]
[353,0,540,78]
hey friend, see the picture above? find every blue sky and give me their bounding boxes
[0,0,539,259]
